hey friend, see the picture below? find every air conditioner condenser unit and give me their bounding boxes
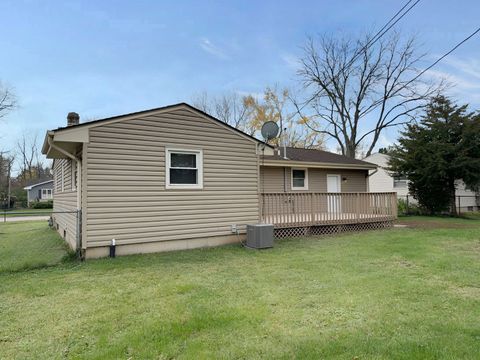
[246,224,274,249]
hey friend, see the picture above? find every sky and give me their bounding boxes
[1,0,479,162]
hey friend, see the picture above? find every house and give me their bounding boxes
[364,152,479,212]
[42,103,395,258]
[23,179,54,206]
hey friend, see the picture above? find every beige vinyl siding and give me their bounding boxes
[260,167,368,192]
[260,167,286,192]
[260,166,368,215]
[85,108,259,247]
[52,158,78,249]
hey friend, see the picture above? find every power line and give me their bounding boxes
[297,0,421,111]
[406,26,480,86]
[345,0,421,71]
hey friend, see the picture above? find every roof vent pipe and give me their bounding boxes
[67,112,80,127]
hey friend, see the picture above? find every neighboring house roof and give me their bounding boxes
[23,179,54,190]
[43,102,272,150]
[363,153,391,169]
[262,147,377,170]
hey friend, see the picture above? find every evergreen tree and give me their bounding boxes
[390,96,480,215]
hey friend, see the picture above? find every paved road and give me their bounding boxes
[2,216,50,223]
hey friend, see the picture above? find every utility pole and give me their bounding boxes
[7,159,12,209]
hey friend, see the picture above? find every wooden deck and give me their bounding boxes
[261,192,397,228]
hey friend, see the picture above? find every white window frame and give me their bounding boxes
[71,160,77,191]
[41,189,53,199]
[291,168,308,190]
[61,161,65,192]
[165,148,203,189]
[393,176,408,188]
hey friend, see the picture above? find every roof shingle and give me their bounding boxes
[262,147,375,167]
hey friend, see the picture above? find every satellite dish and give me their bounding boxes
[261,121,279,141]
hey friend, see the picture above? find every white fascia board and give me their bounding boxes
[261,159,377,170]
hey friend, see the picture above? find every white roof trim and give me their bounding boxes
[261,159,376,170]
[23,179,54,190]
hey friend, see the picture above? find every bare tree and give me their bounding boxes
[0,81,17,120]
[0,151,15,207]
[16,132,39,184]
[192,91,254,134]
[295,32,443,158]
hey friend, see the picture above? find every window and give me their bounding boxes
[291,168,308,190]
[166,148,203,189]
[393,175,407,188]
[71,161,77,190]
[61,161,65,192]
[41,189,53,199]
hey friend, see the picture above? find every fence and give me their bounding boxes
[398,195,480,215]
[1,209,82,252]
[261,192,397,228]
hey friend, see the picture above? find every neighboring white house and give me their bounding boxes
[364,153,479,212]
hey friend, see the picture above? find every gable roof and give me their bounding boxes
[363,152,391,168]
[23,179,54,190]
[49,102,272,148]
[262,147,377,169]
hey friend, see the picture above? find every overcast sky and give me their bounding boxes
[1,0,479,156]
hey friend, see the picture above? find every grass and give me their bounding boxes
[1,208,53,217]
[462,211,480,220]
[1,218,479,359]
[0,221,71,273]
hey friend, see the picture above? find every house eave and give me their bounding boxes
[261,159,377,170]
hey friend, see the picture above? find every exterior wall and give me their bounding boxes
[260,166,368,193]
[365,153,479,210]
[84,107,259,249]
[85,233,243,259]
[455,180,479,211]
[364,153,400,194]
[27,181,53,204]
[52,158,78,250]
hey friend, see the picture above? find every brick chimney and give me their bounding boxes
[67,112,80,127]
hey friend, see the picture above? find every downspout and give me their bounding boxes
[365,169,378,192]
[47,135,83,252]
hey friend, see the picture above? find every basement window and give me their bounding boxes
[291,168,308,190]
[166,148,203,189]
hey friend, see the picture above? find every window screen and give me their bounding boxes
[167,150,202,188]
[292,169,306,188]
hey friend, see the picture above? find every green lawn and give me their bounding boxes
[1,218,479,359]
[0,221,71,273]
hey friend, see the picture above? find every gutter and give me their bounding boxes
[47,135,83,251]
[261,159,377,171]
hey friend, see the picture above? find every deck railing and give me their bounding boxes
[261,192,397,228]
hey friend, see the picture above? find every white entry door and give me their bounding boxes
[327,174,341,213]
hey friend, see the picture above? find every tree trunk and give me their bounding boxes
[345,143,356,158]
[449,180,457,216]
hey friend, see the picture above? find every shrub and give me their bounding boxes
[31,200,53,209]
[397,197,422,216]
